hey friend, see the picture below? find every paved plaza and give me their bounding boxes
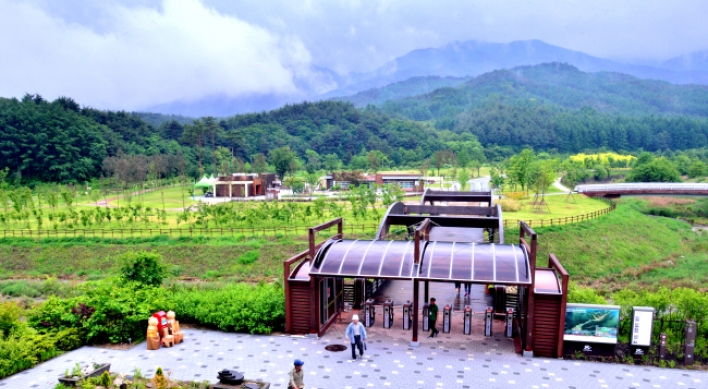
[1,308,705,389]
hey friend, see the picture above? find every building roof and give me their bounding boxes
[309,239,531,285]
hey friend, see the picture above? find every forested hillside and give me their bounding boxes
[220,100,451,163]
[0,95,190,183]
[4,62,708,183]
[0,95,471,182]
[369,63,708,152]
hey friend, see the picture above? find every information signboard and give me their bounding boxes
[631,307,655,347]
[563,303,620,344]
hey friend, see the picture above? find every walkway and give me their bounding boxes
[2,325,704,389]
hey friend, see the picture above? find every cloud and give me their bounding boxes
[0,0,312,110]
[210,0,708,73]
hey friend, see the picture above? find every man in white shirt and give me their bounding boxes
[344,314,367,360]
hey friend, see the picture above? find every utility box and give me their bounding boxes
[383,299,394,329]
[442,305,451,333]
[402,300,412,330]
[463,305,472,335]
[422,303,430,332]
[484,307,493,337]
[505,308,514,338]
[685,320,697,365]
[364,299,375,327]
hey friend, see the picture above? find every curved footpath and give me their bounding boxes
[1,327,704,389]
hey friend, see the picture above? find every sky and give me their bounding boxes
[1,0,707,111]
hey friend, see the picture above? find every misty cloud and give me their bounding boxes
[0,0,312,110]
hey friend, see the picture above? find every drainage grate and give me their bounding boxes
[324,344,348,352]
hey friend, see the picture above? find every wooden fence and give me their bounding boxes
[0,203,616,239]
[504,203,616,229]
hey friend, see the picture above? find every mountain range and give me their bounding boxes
[146,39,708,117]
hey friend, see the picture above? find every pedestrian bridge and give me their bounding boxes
[575,183,708,198]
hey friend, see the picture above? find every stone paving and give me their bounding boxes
[1,309,706,389]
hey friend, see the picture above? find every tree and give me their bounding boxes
[470,160,483,178]
[490,167,505,193]
[226,128,244,160]
[508,149,535,192]
[305,149,321,174]
[202,116,222,176]
[687,160,708,178]
[182,120,206,176]
[456,149,470,170]
[433,150,447,177]
[592,164,609,181]
[323,154,342,171]
[457,169,470,191]
[367,150,388,174]
[269,147,296,180]
[252,153,267,174]
[626,157,681,182]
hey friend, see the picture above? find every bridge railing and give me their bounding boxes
[575,183,708,193]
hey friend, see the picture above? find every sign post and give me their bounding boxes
[629,306,655,358]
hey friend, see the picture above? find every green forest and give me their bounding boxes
[3,63,708,184]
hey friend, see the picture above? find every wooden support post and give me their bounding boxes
[424,281,429,303]
[412,279,419,346]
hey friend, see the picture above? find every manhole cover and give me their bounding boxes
[324,344,348,352]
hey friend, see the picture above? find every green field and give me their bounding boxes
[506,199,708,292]
[500,193,610,222]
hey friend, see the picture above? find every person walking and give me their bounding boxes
[288,359,305,389]
[464,282,471,298]
[428,298,439,338]
[345,314,367,360]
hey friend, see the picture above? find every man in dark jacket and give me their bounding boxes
[428,298,439,338]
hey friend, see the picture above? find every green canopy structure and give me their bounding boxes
[193,175,217,189]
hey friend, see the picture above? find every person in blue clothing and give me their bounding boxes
[345,314,367,360]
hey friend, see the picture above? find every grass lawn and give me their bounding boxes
[105,184,198,209]
[500,193,609,222]
[505,199,707,292]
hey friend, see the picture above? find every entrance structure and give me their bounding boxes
[284,191,569,358]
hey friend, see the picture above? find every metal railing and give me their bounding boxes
[576,183,708,192]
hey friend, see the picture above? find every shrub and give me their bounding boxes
[504,191,528,200]
[173,283,285,334]
[498,199,521,212]
[0,302,22,336]
[120,250,165,287]
[237,250,259,265]
[567,283,607,304]
[29,280,171,344]
[0,328,62,379]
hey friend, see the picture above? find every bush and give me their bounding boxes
[0,302,22,336]
[173,283,285,334]
[504,192,528,200]
[237,250,259,265]
[567,283,607,304]
[29,280,171,344]
[120,250,165,287]
[498,199,521,212]
[0,327,62,379]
